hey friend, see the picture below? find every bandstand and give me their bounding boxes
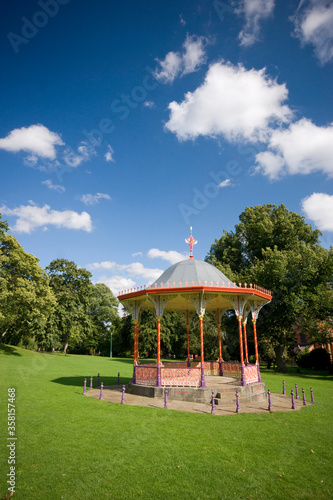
[118,229,272,394]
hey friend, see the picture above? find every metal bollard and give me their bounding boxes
[211,391,215,414]
[268,389,273,412]
[99,382,103,400]
[164,388,168,409]
[97,373,100,388]
[302,388,307,406]
[291,389,295,409]
[90,376,93,391]
[310,387,315,404]
[83,378,87,395]
[118,372,120,384]
[295,383,299,399]
[236,391,240,414]
[121,385,125,404]
[282,380,286,395]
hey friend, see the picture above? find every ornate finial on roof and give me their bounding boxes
[185,226,197,260]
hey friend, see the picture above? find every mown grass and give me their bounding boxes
[0,345,332,499]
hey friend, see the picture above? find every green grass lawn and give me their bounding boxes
[1,345,332,500]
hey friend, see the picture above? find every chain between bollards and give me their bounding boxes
[236,390,240,414]
[291,389,295,409]
[164,388,168,409]
[302,387,307,406]
[99,382,103,400]
[310,387,315,404]
[83,378,87,395]
[268,389,273,412]
[211,391,215,414]
[121,385,125,404]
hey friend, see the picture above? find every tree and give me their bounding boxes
[0,214,56,344]
[206,204,333,371]
[46,259,95,353]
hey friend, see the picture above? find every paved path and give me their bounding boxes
[86,383,305,416]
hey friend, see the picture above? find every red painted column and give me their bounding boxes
[238,316,244,365]
[156,316,162,387]
[243,321,249,364]
[253,318,259,365]
[199,314,206,388]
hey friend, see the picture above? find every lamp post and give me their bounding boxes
[103,321,112,358]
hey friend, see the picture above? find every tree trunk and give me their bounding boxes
[274,344,288,372]
[64,342,68,354]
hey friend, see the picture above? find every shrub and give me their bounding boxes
[309,348,331,370]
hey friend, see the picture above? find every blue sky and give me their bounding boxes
[1,0,333,297]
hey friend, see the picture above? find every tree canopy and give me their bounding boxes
[206,204,333,371]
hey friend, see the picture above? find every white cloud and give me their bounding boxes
[79,193,111,206]
[302,193,333,231]
[42,179,65,193]
[87,261,117,270]
[23,154,39,167]
[293,0,333,64]
[0,124,64,160]
[165,61,292,143]
[255,118,333,179]
[179,14,186,26]
[105,144,115,162]
[63,142,94,168]
[147,248,188,265]
[97,275,136,297]
[0,203,92,233]
[154,35,208,83]
[237,0,275,46]
[143,101,155,108]
[218,179,234,188]
[132,251,143,257]
[88,260,162,282]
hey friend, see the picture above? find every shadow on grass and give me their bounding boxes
[0,343,22,356]
[260,367,333,382]
[52,375,132,388]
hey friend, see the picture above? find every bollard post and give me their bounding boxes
[295,383,299,399]
[164,388,168,409]
[83,378,87,395]
[90,376,93,391]
[291,389,295,409]
[302,388,307,406]
[310,387,315,404]
[268,389,273,412]
[236,391,240,414]
[97,373,100,388]
[118,372,120,384]
[121,385,125,404]
[211,391,215,414]
[99,382,103,400]
[282,380,286,395]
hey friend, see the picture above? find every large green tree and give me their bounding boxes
[0,214,56,344]
[206,204,333,371]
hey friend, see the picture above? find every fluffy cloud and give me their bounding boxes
[79,193,111,206]
[42,179,65,193]
[147,248,188,265]
[154,35,208,83]
[293,0,333,64]
[165,61,291,142]
[255,118,333,179]
[0,124,63,160]
[97,275,136,297]
[63,142,95,168]
[237,0,275,46]
[105,144,115,162]
[0,203,92,233]
[218,179,234,188]
[302,193,333,231]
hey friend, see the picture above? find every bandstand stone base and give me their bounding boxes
[128,376,266,404]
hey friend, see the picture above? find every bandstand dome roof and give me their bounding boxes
[152,258,238,288]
